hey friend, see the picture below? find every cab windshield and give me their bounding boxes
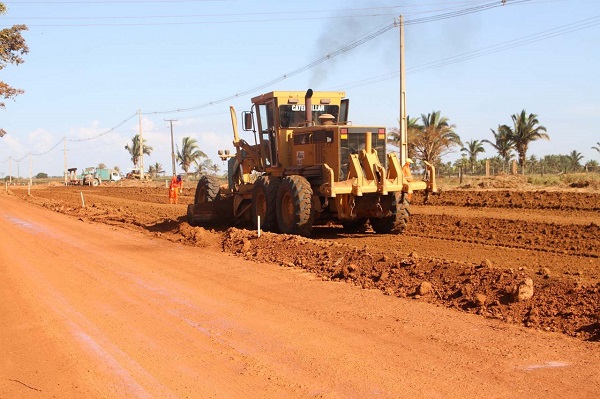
[279,105,340,128]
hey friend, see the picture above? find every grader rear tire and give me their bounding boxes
[194,175,220,204]
[276,175,314,237]
[251,176,280,232]
[370,192,410,234]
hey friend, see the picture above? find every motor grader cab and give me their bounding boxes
[188,89,436,236]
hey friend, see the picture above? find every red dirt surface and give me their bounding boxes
[2,179,600,398]
[8,180,599,341]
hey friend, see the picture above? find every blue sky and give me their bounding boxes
[1,0,599,178]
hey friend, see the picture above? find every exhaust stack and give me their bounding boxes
[305,89,313,126]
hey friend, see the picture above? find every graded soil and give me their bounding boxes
[7,180,599,341]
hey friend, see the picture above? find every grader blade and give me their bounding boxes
[186,198,234,227]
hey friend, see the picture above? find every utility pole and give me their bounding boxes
[8,156,11,184]
[63,136,67,185]
[138,109,145,179]
[398,15,407,165]
[29,152,32,187]
[165,119,178,177]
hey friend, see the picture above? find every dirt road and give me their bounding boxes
[14,184,599,338]
[1,192,599,398]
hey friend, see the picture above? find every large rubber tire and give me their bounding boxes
[341,218,369,233]
[194,175,220,204]
[370,192,410,234]
[251,176,280,232]
[92,178,100,187]
[276,175,314,237]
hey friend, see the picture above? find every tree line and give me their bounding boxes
[388,110,600,175]
[124,135,221,178]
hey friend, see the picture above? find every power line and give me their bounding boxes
[66,112,138,142]
[7,0,532,27]
[144,21,396,115]
[5,0,227,4]
[3,113,138,162]
[6,1,499,20]
[336,13,600,90]
[405,0,531,25]
[146,1,520,115]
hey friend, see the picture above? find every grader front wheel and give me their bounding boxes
[251,176,280,232]
[276,175,314,237]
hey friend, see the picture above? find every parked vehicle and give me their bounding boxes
[81,167,121,186]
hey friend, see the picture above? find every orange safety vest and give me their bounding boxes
[402,163,412,180]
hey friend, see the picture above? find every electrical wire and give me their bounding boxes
[144,22,396,115]
[8,0,530,27]
[335,13,600,91]
[7,1,495,20]
[4,113,138,162]
[145,1,526,115]
[66,112,138,142]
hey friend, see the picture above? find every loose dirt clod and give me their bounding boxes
[474,293,487,307]
[513,278,534,302]
[539,267,551,278]
[417,281,433,295]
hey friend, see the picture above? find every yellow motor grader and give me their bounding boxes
[187,89,436,236]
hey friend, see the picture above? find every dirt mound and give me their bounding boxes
[222,228,600,341]
[419,189,600,211]
[175,222,222,248]
[409,214,600,258]
[458,174,530,189]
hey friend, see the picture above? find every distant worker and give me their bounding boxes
[169,175,183,204]
[402,158,413,182]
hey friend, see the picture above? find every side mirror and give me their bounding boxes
[242,111,253,131]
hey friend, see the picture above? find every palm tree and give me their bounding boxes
[460,139,485,173]
[482,125,513,172]
[176,137,207,175]
[125,134,153,168]
[506,110,549,174]
[585,159,599,172]
[387,115,420,158]
[566,150,584,172]
[412,111,462,165]
[148,162,164,177]
[592,142,600,156]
